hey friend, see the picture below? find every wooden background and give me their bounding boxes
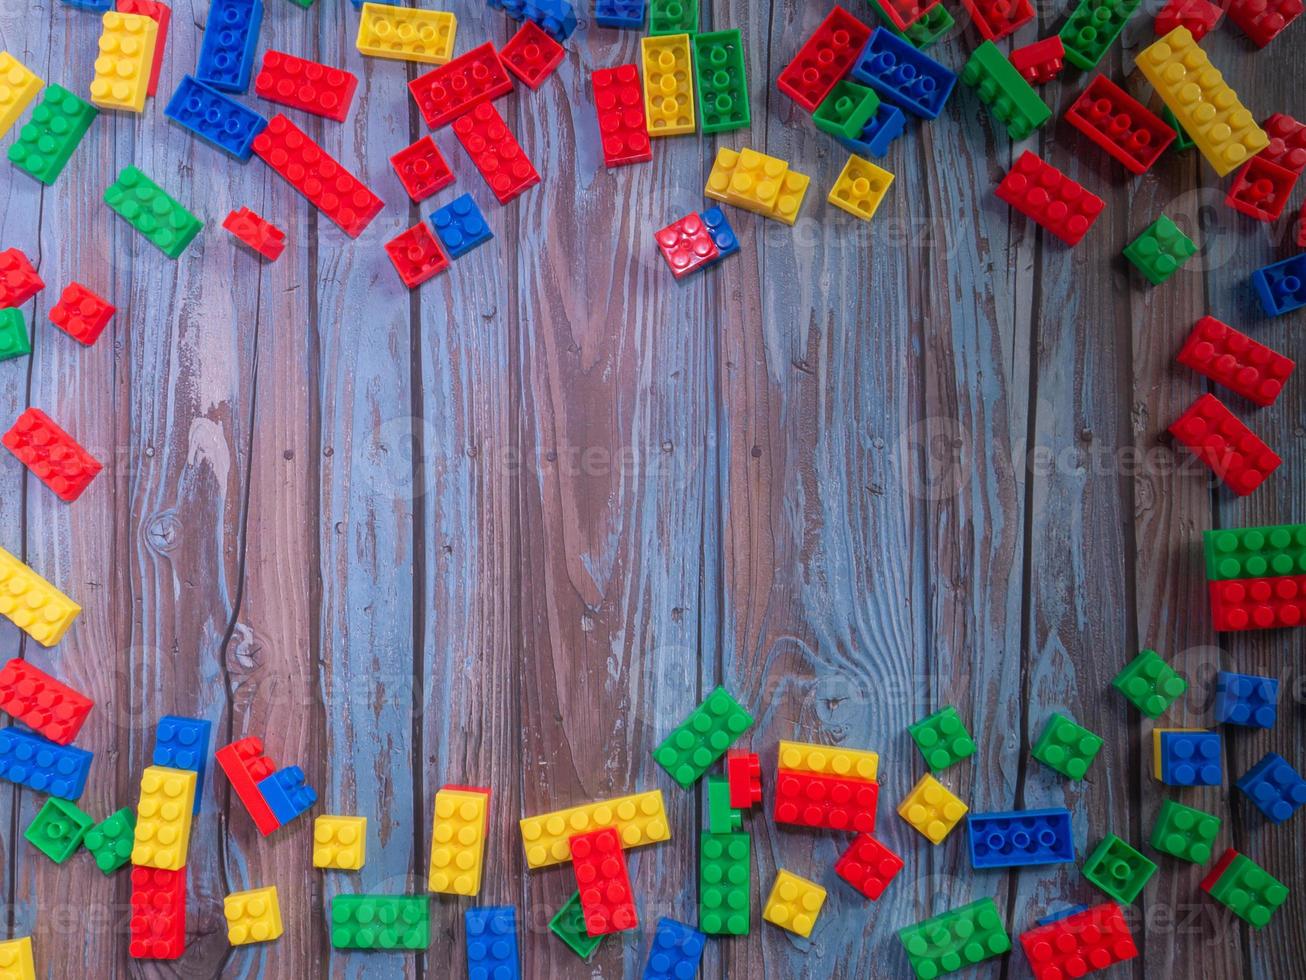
[0,0,1303,976]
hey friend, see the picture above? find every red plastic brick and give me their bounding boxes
[1210,575,1306,631]
[129,866,186,960]
[773,768,878,833]
[48,282,115,345]
[3,408,102,502]
[216,737,280,836]
[878,0,941,29]
[1260,113,1306,173]
[1009,36,1066,85]
[389,136,455,203]
[385,224,450,289]
[1226,156,1298,221]
[995,151,1105,246]
[1155,0,1224,38]
[592,65,651,169]
[570,826,638,935]
[1298,202,1306,248]
[0,248,43,308]
[222,207,286,261]
[1065,75,1175,175]
[1227,0,1302,45]
[1169,393,1280,496]
[409,42,514,130]
[776,6,872,112]
[834,833,903,900]
[960,0,1035,41]
[0,657,94,745]
[1019,902,1138,980]
[451,102,540,204]
[654,214,720,279]
[254,50,358,123]
[726,749,762,808]
[500,21,564,90]
[251,114,383,239]
[1177,316,1293,407]
[117,0,171,97]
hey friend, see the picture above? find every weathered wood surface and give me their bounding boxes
[0,0,1302,976]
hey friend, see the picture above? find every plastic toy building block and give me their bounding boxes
[254,50,357,122]
[996,152,1104,246]
[769,170,810,226]
[1082,834,1155,903]
[649,0,697,34]
[1237,752,1306,824]
[1215,670,1278,727]
[408,42,512,130]
[1210,573,1306,630]
[967,808,1074,869]
[225,886,282,945]
[115,0,170,96]
[839,101,906,157]
[961,41,1050,141]
[725,748,761,806]
[959,0,1034,41]
[1177,316,1293,408]
[1297,205,1306,248]
[834,833,902,900]
[430,194,492,260]
[640,34,695,137]
[1136,28,1267,176]
[699,831,749,935]
[899,898,1011,979]
[129,867,185,959]
[1036,906,1090,927]
[550,891,603,959]
[0,52,42,138]
[452,102,541,204]
[196,0,262,93]
[654,686,752,788]
[467,907,520,977]
[1226,157,1297,222]
[867,0,954,46]
[389,137,454,203]
[595,0,646,27]
[104,166,203,259]
[762,869,826,938]
[693,30,750,134]
[3,408,102,503]
[313,814,367,869]
[813,81,879,140]
[356,4,456,65]
[131,765,196,869]
[0,727,91,799]
[519,789,670,868]
[1201,849,1288,927]
[872,0,942,31]
[773,768,878,832]
[1065,74,1174,174]
[1153,728,1221,785]
[0,249,43,308]
[1031,712,1102,779]
[490,0,578,42]
[0,937,33,980]
[7,85,97,185]
[0,658,93,745]
[63,0,115,8]
[48,282,115,345]
[1111,648,1186,716]
[1169,393,1280,496]
[1150,799,1220,862]
[642,918,704,980]
[1251,253,1306,317]
[84,807,135,873]
[223,207,285,260]
[828,154,893,222]
[152,714,211,813]
[385,223,450,289]
[700,207,739,263]
[1009,36,1065,85]
[592,65,652,168]
[163,75,266,160]
[1019,902,1137,980]
[428,786,488,894]
[1227,0,1302,44]
[1060,0,1142,69]
[216,736,279,834]
[252,114,383,238]
[0,547,80,646]
[24,796,93,862]
[654,213,720,279]
[777,6,872,112]
[571,825,638,935]
[851,28,955,120]
[907,705,975,771]
[89,11,158,112]
[500,21,563,90]
[898,773,967,844]
[706,775,740,832]
[330,895,429,950]
[257,765,316,825]
[0,309,29,361]
[1260,113,1306,172]
[1156,0,1223,38]
[704,147,810,224]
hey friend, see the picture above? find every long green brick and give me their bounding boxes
[7,84,98,186]
[329,895,429,950]
[700,831,750,935]
[693,29,750,134]
[653,685,752,788]
[1203,851,1288,929]
[1059,0,1143,70]
[866,0,954,47]
[649,0,697,34]
[898,897,1011,979]
[961,41,1050,140]
[1204,524,1306,580]
[104,166,203,259]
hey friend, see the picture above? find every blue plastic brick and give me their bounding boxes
[430,193,493,259]
[838,101,907,158]
[1214,671,1278,728]
[642,917,706,980]
[196,0,264,93]
[595,0,646,28]
[0,728,93,800]
[700,207,739,263]
[152,714,212,814]
[850,28,956,121]
[60,0,114,9]
[466,906,521,979]
[1035,905,1089,927]
[967,808,1075,869]
[1159,730,1222,786]
[1236,752,1306,825]
[488,0,577,41]
[1252,254,1306,317]
[256,766,317,824]
[164,76,267,161]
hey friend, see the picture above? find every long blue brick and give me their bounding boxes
[967,807,1075,868]
[164,76,267,160]
[196,0,263,93]
[152,714,213,813]
[0,727,93,800]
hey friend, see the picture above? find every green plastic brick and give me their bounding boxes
[960,41,1051,140]
[84,807,137,874]
[1150,800,1220,864]
[865,0,954,47]
[1031,712,1102,780]
[1058,0,1142,70]
[898,897,1011,979]
[329,895,429,950]
[1123,214,1195,285]
[706,775,740,833]
[1083,834,1156,904]
[1204,851,1288,928]
[7,84,98,186]
[654,686,752,788]
[285,0,314,6]
[692,30,750,134]
[24,797,94,863]
[699,831,750,935]
[0,308,31,362]
[649,0,697,34]
[814,80,880,140]
[549,890,603,959]
[1162,106,1193,150]
[104,166,204,260]
[1111,649,1187,718]
[907,706,976,771]
[1204,524,1306,580]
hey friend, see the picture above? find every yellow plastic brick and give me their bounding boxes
[762,869,827,937]
[0,546,80,647]
[131,765,197,870]
[641,34,695,137]
[770,168,810,225]
[519,789,670,869]
[776,740,878,781]
[0,936,34,980]
[828,155,894,222]
[1136,27,1267,176]
[724,148,788,212]
[356,3,456,65]
[313,814,367,870]
[89,11,158,113]
[428,788,487,895]
[224,886,283,946]
[0,52,43,139]
[898,773,967,844]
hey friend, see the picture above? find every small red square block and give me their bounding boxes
[390,136,455,203]
[1009,36,1066,85]
[49,282,115,345]
[835,833,903,900]
[654,213,720,279]
[385,224,450,289]
[1226,156,1298,221]
[500,21,564,90]
[0,248,43,308]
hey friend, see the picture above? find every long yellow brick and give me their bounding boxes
[0,52,43,138]
[519,790,670,869]
[131,766,197,871]
[641,34,695,137]
[777,740,879,780]
[89,11,158,113]
[428,788,487,895]
[0,546,80,647]
[356,4,456,65]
